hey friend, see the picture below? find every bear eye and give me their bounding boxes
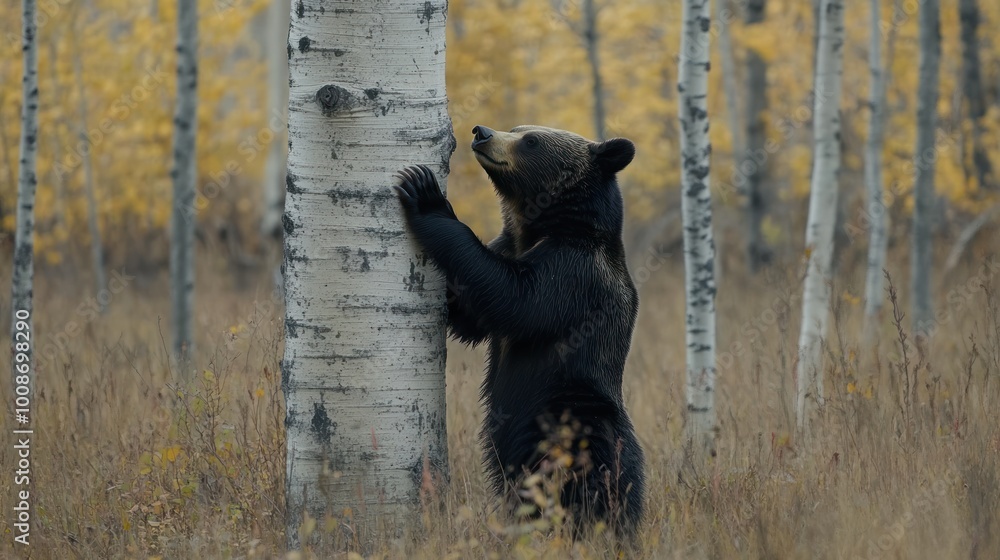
[524,135,540,149]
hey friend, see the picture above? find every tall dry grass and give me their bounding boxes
[2,247,999,559]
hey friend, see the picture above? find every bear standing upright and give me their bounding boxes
[394,125,645,536]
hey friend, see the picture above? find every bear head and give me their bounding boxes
[470,125,635,201]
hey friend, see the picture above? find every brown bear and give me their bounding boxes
[394,125,644,538]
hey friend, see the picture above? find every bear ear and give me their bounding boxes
[590,138,635,175]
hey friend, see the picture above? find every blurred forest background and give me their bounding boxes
[1,0,999,272]
[2,0,1000,558]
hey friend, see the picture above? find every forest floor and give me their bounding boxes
[2,249,999,559]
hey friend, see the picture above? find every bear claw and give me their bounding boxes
[394,165,456,220]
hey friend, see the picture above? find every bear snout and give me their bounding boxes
[472,125,495,147]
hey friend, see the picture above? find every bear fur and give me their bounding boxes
[394,125,645,537]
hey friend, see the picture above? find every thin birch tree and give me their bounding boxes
[743,0,770,272]
[912,0,940,338]
[46,39,68,256]
[170,0,197,370]
[862,0,889,332]
[678,0,717,455]
[260,0,289,240]
[550,0,607,140]
[72,23,107,308]
[283,0,452,546]
[959,0,992,191]
[796,0,844,429]
[11,0,39,398]
[717,0,742,159]
[583,0,606,140]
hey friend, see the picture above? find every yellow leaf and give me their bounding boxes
[163,446,182,463]
[847,382,857,394]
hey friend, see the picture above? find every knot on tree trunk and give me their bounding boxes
[316,84,351,115]
[316,84,386,117]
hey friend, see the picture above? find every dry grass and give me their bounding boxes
[2,248,1000,559]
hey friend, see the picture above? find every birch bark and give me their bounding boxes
[11,0,39,397]
[260,0,289,240]
[678,0,718,454]
[912,0,940,337]
[283,0,453,546]
[862,0,889,329]
[170,0,197,369]
[796,0,844,429]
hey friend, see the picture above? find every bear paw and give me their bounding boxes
[393,164,457,221]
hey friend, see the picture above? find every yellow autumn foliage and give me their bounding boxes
[0,0,268,264]
[1,0,998,258]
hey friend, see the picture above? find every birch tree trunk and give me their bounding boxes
[260,0,289,240]
[796,0,844,430]
[11,0,39,397]
[583,0,606,140]
[959,0,992,190]
[717,0,742,159]
[72,28,108,308]
[862,0,889,331]
[283,0,452,546]
[46,40,68,252]
[743,0,770,272]
[678,0,717,455]
[912,0,940,338]
[170,0,197,370]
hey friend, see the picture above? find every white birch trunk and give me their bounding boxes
[862,0,889,328]
[260,0,289,240]
[283,0,452,546]
[72,31,107,308]
[796,0,844,430]
[678,0,718,454]
[11,0,39,395]
[170,0,197,370]
[912,0,940,337]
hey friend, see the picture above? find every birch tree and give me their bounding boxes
[72,24,107,308]
[283,0,452,545]
[796,0,844,429]
[912,0,940,338]
[583,0,606,140]
[551,0,607,140]
[260,0,289,240]
[743,0,770,272]
[717,0,742,159]
[11,0,39,395]
[862,0,889,331]
[170,0,197,370]
[959,0,992,191]
[678,0,717,454]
